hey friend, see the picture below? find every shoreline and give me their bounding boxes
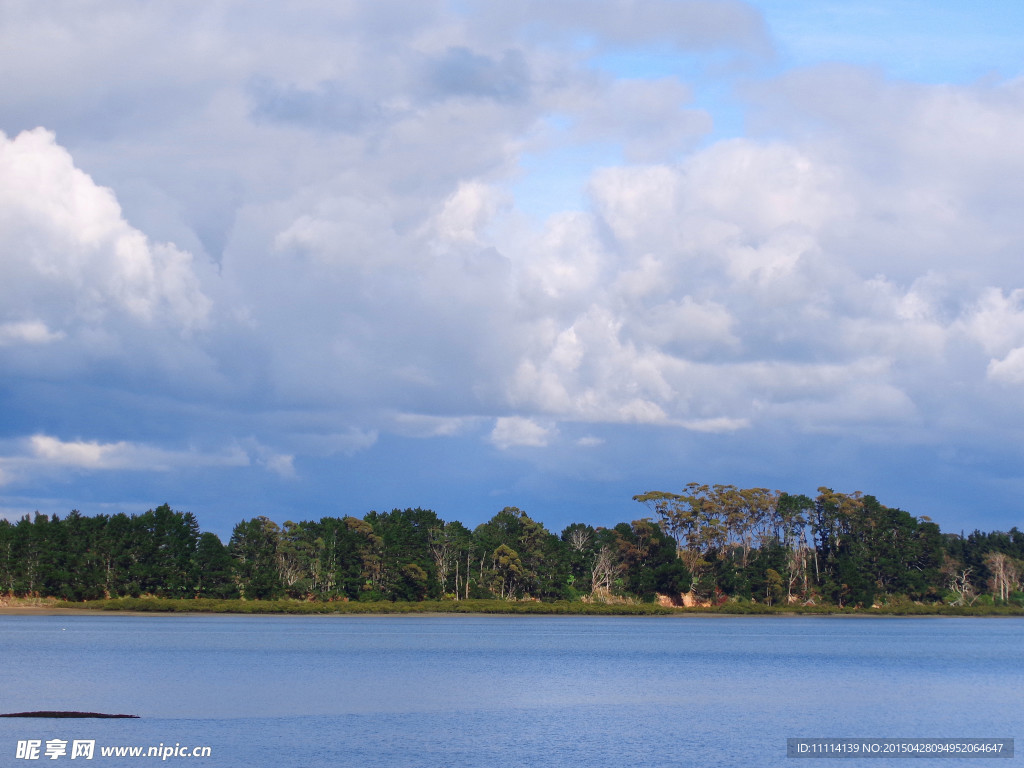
[2,600,1021,618]
[0,606,728,618]
[1,614,962,621]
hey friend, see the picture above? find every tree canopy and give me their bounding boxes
[1,489,1021,608]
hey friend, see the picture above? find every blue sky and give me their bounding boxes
[2,1,1024,540]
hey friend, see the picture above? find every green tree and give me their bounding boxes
[97,512,139,597]
[0,518,14,594]
[230,516,283,599]
[193,532,238,598]
[130,505,201,597]
[612,520,689,601]
[490,544,524,600]
[763,568,784,606]
[475,507,567,599]
[364,508,443,600]
[310,516,375,599]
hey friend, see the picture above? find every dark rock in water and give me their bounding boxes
[0,711,139,719]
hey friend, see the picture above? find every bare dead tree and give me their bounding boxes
[590,545,618,597]
[566,527,591,553]
[786,541,809,603]
[984,552,1020,602]
[947,567,977,606]
[428,526,454,595]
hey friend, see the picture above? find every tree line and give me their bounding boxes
[1,487,1022,607]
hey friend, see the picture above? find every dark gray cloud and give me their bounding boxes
[424,47,531,103]
[248,78,384,132]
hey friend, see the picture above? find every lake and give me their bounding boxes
[1,614,1020,767]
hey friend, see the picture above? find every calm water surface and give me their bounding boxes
[1,615,1020,767]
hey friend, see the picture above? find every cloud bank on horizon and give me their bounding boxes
[2,0,1024,535]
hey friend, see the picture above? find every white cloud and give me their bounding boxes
[0,320,64,346]
[0,3,772,445]
[616,399,670,424]
[0,128,211,332]
[961,288,1024,358]
[260,453,296,479]
[432,182,508,246]
[987,347,1024,384]
[520,212,609,302]
[0,435,251,487]
[29,435,126,469]
[489,417,555,449]
[390,413,481,438]
[294,429,380,458]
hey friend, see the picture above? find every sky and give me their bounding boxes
[2,1,1024,540]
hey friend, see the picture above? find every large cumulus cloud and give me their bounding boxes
[500,71,1024,448]
[0,128,211,360]
[0,125,233,489]
[1,1,1023,529]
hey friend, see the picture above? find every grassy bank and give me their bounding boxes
[56,598,674,615]
[53,597,1024,616]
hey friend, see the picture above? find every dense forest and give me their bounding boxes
[1,485,1023,608]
